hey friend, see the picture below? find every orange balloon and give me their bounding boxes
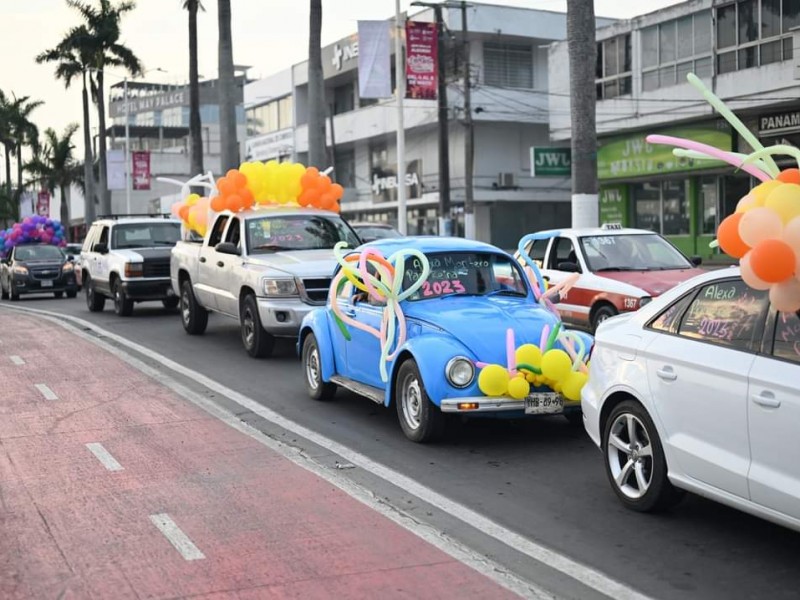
[319,193,335,208]
[748,239,796,283]
[227,169,247,189]
[239,188,255,206]
[777,169,800,184]
[178,205,190,222]
[211,196,227,212]
[217,177,233,197]
[300,171,318,190]
[227,194,243,212]
[298,190,315,206]
[306,167,320,178]
[318,175,332,192]
[717,213,750,258]
[330,183,344,199]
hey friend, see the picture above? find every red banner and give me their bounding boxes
[132,151,151,190]
[405,21,438,100]
[36,191,50,217]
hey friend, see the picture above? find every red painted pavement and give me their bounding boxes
[0,312,518,599]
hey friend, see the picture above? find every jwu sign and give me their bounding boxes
[530,147,571,177]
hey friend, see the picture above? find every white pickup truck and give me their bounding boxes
[170,207,361,358]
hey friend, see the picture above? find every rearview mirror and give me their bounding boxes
[690,255,703,266]
[557,261,581,273]
[215,242,241,256]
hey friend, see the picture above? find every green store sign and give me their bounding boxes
[599,185,628,226]
[530,147,571,177]
[597,125,732,180]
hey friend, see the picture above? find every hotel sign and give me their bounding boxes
[110,90,187,117]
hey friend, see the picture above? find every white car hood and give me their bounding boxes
[243,249,338,278]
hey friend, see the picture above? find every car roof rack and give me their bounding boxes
[96,213,174,220]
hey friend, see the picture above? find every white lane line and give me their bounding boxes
[149,513,206,561]
[34,383,59,400]
[9,355,25,365]
[85,442,124,472]
[1,304,655,600]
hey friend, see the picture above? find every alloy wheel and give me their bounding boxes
[607,413,654,499]
[401,374,423,431]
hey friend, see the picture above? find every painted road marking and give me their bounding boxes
[85,443,123,472]
[34,383,58,400]
[9,355,25,365]
[2,304,655,600]
[149,513,206,561]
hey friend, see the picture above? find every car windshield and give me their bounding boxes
[246,215,360,253]
[402,251,528,301]
[580,234,691,271]
[111,223,181,249]
[14,245,65,261]
[356,226,402,240]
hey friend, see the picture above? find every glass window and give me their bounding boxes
[111,223,181,250]
[14,245,65,261]
[659,65,676,87]
[677,17,694,59]
[695,56,713,77]
[208,215,229,247]
[333,82,355,115]
[549,237,577,269]
[763,0,782,37]
[579,233,691,271]
[718,4,737,48]
[334,147,356,188]
[738,46,758,69]
[739,0,758,43]
[718,50,738,73]
[224,217,241,248]
[660,21,677,62]
[483,43,534,89]
[784,35,794,60]
[604,36,619,76]
[596,34,631,99]
[662,180,690,236]
[643,69,660,91]
[246,215,360,253]
[761,39,783,63]
[773,311,800,364]
[528,238,549,267]
[641,27,659,68]
[649,293,695,333]
[676,60,694,82]
[695,11,712,52]
[96,226,109,249]
[633,182,662,233]
[699,177,719,235]
[679,279,769,351]
[784,0,800,31]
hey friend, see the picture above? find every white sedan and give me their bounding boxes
[582,267,800,532]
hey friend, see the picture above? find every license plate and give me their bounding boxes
[41,280,53,288]
[524,392,563,415]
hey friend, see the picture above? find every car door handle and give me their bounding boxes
[656,367,677,381]
[752,391,781,409]
[199,257,206,263]
[216,261,224,267]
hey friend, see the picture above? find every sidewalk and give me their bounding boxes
[0,309,516,600]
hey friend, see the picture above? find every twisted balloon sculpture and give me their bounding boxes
[329,242,430,382]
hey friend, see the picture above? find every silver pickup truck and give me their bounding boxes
[170,207,361,358]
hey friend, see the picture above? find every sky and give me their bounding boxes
[0,0,685,162]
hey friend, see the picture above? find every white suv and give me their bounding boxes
[81,216,182,316]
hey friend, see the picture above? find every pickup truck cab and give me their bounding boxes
[171,206,361,358]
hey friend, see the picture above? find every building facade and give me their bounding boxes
[244,3,614,249]
[549,0,800,259]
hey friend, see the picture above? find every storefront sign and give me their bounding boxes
[406,21,438,100]
[599,185,628,226]
[530,147,571,177]
[371,159,422,202]
[109,90,186,117]
[132,151,151,190]
[245,129,294,162]
[597,125,731,180]
[36,191,50,217]
[323,35,360,78]
[759,109,800,136]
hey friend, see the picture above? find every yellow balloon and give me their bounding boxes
[764,183,800,224]
[478,364,510,397]
[507,376,530,400]
[515,344,542,368]
[185,193,200,207]
[751,180,783,206]
[562,371,588,402]
[541,349,572,382]
[525,372,536,383]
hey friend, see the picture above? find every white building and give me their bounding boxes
[245,2,614,249]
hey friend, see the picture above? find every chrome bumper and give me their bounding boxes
[257,297,319,337]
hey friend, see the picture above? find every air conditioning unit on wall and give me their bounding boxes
[496,172,516,189]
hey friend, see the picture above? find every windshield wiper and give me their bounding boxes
[437,292,482,299]
[484,289,527,297]
[594,266,643,272]
[254,244,293,252]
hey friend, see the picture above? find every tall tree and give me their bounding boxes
[63,0,142,216]
[217,0,238,171]
[307,0,326,168]
[0,90,14,197]
[36,30,98,226]
[25,124,82,239]
[184,0,205,182]
[9,96,43,202]
[566,0,598,228]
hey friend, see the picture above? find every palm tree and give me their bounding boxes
[308,0,326,168]
[184,0,204,182]
[217,0,237,171]
[25,124,82,240]
[9,96,43,202]
[0,90,14,197]
[62,0,142,216]
[36,28,98,225]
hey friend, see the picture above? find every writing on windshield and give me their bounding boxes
[403,252,527,300]
[580,234,691,271]
[112,223,181,249]
[246,215,359,253]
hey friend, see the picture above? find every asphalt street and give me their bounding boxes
[5,293,800,600]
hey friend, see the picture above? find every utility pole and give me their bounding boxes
[124,76,131,215]
[434,4,451,236]
[328,103,337,172]
[461,1,474,239]
[395,0,407,235]
[566,0,599,228]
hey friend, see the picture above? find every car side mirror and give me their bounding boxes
[215,242,241,256]
[94,243,108,254]
[67,254,75,262]
[360,235,377,243]
[557,261,581,273]
[690,255,703,266]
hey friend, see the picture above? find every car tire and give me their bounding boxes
[395,359,446,443]
[1,279,8,300]
[180,279,208,335]
[10,288,19,301]
[85,276,106,312]
[602,400,684,513]
[112,279,134,317]
[240,294,274,358]
[54,291,64,299]
[66,290,77,299]
[564,410,583,427]
[302,333,337,401]
[162,296,180,310]
[592,304,618,331]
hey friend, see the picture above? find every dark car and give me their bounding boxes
[350,222,403,243]
[1,244,78,300]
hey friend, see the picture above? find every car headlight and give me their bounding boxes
[12,265,28,275]
[263,278,298,296]
[124,262,144,278]
[62,262,74,272]
[639,296,652,307]
[446,356,475,388]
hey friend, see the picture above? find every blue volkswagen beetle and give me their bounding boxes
[298,237,593,443]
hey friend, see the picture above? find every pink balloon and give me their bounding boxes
[783,216,800,253]
[170,202,182,218]
[739,207,783,248]
[740,253,772,291]
[769,278,800,312]
[736,194,757,213]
